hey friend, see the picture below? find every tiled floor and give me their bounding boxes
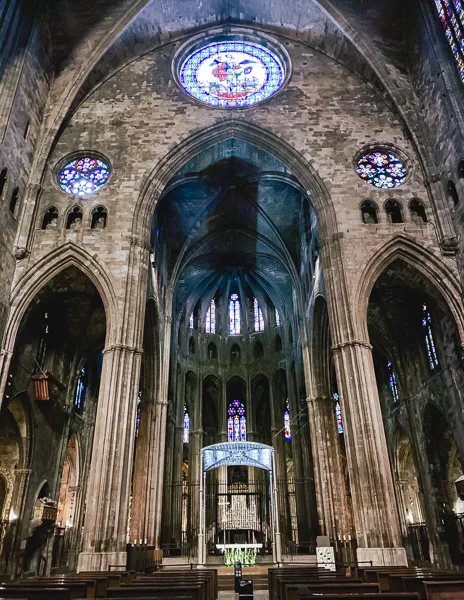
[218,592,268,599]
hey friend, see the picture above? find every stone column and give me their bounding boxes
[77,343,143,571]
[307,396,352,542]
[322,233,406,566]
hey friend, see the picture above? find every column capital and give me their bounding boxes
[102,343,143,356]
[319,232,344,249]
[332,339,372,352]
[125,235,151,252]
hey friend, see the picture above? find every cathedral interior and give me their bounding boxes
[0,0,464,579]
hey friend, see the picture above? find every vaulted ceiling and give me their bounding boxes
[155,138,314,319]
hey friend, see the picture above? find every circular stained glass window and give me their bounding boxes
[356,150,408,189]
[58,155,111,196]
[179,40,285,108]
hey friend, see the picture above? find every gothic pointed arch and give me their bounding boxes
[355,235,464,344]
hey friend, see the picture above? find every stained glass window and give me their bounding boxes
[253,297,264,332]
[227,400,246,441]
[434,0,464,83]
[356,150,407,189]
[183,403,190,444]
[334,393,343,434]
[284,399,291,441]
[206,298,216,333]
[229,293,241,335]
[75,367,86,409]
[388,361,399,403]
[422,304,439,370]
[58,156,110,196]
[135,391,142,437]
[275,309,281,326]
[189,311,194,329]
[179,40,285,108]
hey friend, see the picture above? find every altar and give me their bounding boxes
[216,543,263,566]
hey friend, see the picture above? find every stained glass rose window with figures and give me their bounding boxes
[58,156,110,196]
[356,150,407,189]
[179,40,285,108]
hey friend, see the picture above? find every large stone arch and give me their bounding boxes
[0,243,118,409]
[132,118,337,243]
[355,234,464,344]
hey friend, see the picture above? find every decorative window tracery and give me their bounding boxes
[206,298,216,333]
[356,150,407,189]
[183,403,190,444]
[58,155,110,196]
[334,393,343,434]
[434,0,464,83]
[387,361,399,403]
[227,400,246,441]
[229,293,241,335]
[253,297,264,332]
[422,304,439,370]
[284,399,291,441]
[178,39,286,108]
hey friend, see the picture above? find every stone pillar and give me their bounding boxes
[332,340,406,565]
[321,233,406,566]
[77,343,143,571]
[307,396,352,543]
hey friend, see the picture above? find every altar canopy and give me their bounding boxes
[201,441,274,472]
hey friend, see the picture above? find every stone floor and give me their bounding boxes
[218,592,268,599]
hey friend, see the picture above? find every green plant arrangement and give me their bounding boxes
[223,547,257,566]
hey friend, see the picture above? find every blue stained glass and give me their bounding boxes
[135,391,142,437]
[334,393,343,434]
[206,299,216,333]
[284,399,291,441]
[229,293,241,335]
[387,361,399,403]
[356,151,407,189]
[275,309,281,326]
[253,298,264,332]
[183,403,190,444]
[434,0,464,83]
[227,399,246,441]
[179,40,285,108]
[422,304,439,370]
[74,367,86,409]
[189,311,194,329]
[58,156,110,196]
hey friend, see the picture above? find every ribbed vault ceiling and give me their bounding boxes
[154,138,315,319]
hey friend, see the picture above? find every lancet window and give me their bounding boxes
[189,311,194,329]
[388,361,399,403]
[75,367,87,410]
[183,403,190,444]
[275,309,281,326]
[284,399,291,441]
[135,391,142,437]
[229,293,241,335]
[434,0,464,84]
[227,400,246,441]
[422,304,439,370]
[206,298,216,333]
[253,298,264,332]
[334,393,343,434]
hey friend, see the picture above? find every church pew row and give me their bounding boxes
[133,571,216,600]
[391,575,464,599]
[284,582,380,600]
[0,588,70,600]
[106,584,204,600]
[268,567,354,600]
[298,595,419,600]
[425,581,464,600]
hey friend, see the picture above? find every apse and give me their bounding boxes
[151,137,320,557]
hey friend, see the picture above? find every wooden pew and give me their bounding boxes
[394,575,464,599]
[284,582,380,600]
[134,571,216,600]
[78,571,122,588]
[106,583,204,600]
[268,567,351,600]
[25,577,96,598]
[425,580,464,600]
[298,594,419,600]
[0,587,70,600]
